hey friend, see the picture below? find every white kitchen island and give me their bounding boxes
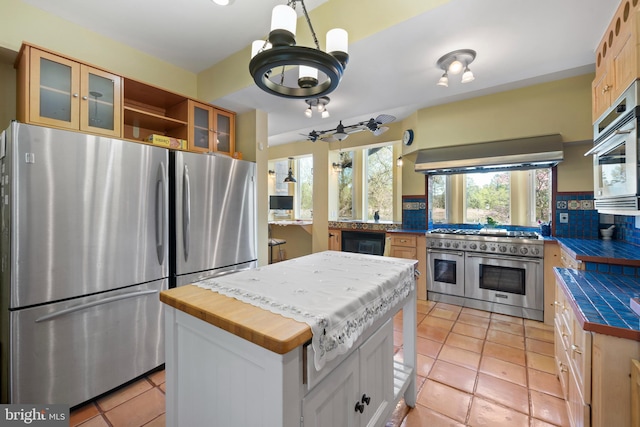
[160,251,417,427]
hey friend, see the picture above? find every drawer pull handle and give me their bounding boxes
[562,332,568,338]
[354,401,364,414]
[554,301,560,306]
[571,344,582,355]
[560,363,568,373]
[361,394,371,406]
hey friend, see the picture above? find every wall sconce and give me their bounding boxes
[332,162,343,172]
[396,157,403,167]
[268,170,276,177]
[436,49,476,87]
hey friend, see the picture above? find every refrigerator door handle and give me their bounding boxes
[34,290,159,323]
[155,161,167,266]
[183,164,191,261]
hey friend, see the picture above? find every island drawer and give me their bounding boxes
[389,235,417,247]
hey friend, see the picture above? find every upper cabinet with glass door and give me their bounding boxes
[17,45,122,138]
[188,100,235,156]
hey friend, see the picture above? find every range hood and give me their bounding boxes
[414,134,564,175]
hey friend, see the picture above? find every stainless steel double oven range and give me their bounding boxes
[426,229,544,321]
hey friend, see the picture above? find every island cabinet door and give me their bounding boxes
[301,320,394,427]
[358,319,394,426]
[302,351,359,427]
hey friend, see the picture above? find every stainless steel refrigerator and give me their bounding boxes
[0,122,168,406]
[170,151,257,287]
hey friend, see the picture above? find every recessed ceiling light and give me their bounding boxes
[211,0,231,5]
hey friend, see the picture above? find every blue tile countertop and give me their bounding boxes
[556,237,640,267]
[554,267,640,341]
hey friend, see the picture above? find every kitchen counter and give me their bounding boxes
[387,229,427,234]
[554,268,640,341]
[556,237,640,266]
[269,219,312,234]
[159,285,311,354]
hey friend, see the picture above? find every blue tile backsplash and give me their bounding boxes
[402,197,427,230]
[555,192,640,244]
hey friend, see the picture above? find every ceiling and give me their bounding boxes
[22,0,620,146]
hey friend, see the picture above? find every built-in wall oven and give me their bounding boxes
[588,80,640,212]
[426,229,544,321]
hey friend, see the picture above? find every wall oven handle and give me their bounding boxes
[427,249,464,257]
[466,253,541,264]
[585,128,633,156]
[35,290,159,323]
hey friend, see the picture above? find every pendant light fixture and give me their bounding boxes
[249,0,349,99]
[283,157,297,183]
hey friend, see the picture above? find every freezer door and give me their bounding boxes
[9,123,169,308]
[9,279,166,406]
[174,152,257,279]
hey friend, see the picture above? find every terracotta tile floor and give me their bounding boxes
[70,300,568,427]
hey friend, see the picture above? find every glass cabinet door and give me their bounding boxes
[30,49,80,129]
[190,102,212,152]
[214,109,233,154]
[81,66,121,137]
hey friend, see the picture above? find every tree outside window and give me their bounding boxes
[365,146,393,221]
[465,171,511,224]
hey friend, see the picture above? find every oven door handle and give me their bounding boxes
[585,128,633,156]
[427,249,464,257]
[466,254,541,264]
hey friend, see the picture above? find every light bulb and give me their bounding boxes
[326,28,348,54]
[317,103,325,113]
[305,107,312,118]
[270,5,296,34]
[448,59,463,75]
[321,109,330,119]
[251,40,271,58]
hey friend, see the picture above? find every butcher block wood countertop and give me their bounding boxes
[160,285,312,354]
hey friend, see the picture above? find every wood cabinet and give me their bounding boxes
[555,279,640,427]
[188,100,235,155]
[122,78,188,144]
[16,43,236,154]
[17,45,122,138]
[543,242,561,325]
[592,1,640,122]
[559,247,583,270]
[302,320,394,427]
[329,229,342,251]
[387,233,427,300]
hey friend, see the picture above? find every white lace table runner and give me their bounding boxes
[195,251,416,371]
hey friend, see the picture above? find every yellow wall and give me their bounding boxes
[0,55,16,127]
[558,141,594,192]
[1,0,197,97]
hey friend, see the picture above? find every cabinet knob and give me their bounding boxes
[82,96,88,100]
[361,394,371,406]
[73,93,79,98]
[571,344,582,355]
[602,84,611,93]
[354,401,364,414]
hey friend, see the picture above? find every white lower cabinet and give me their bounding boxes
[302,320,393,427]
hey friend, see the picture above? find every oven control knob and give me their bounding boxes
[499,246,507,253]
[453,242,459,248]
[438,242,443,247]
[520,247,528,255]
[531,247,540,255]
[510,246,517,254]
[445,242,451,248]
[479,244,487,250]
[469,243,477,250]
[490,246,496,251]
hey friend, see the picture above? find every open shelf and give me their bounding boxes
[123,106,187,133]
